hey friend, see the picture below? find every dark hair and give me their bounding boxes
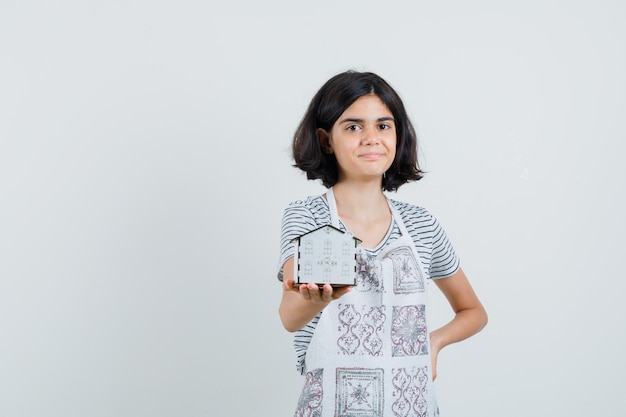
[292,70,423,192]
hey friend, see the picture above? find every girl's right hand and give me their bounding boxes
[284,279,352,303]
[279,257,353,332]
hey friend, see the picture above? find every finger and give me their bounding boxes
[285,279,301,294]
[290,281,303,293]
[308,284,325,302]
[320,284,333,302]
[299,285,312,300]
[307,283,322,302]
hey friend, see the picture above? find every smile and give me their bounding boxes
[359,153,384,160]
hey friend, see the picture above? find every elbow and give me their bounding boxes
[282,323,300,333]
[478,305,489,331]
[278,307,300,333]
[280,315,297,333]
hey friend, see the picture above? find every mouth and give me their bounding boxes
[359,153,384,160]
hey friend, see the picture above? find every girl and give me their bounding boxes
[277,70,487,417]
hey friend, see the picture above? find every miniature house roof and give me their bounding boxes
[291,224,362,244]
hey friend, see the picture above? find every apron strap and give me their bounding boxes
[389,204,410,237]
[326,187,342,229]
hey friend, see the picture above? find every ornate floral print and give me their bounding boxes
[336,368,383,417]
[383,246,425,294]
[356,249,383,293]
[295,368,324,417]
[391,305,428,357]
[337,304,386,356]
[391,366,431,417]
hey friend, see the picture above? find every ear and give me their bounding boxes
[317,128,333,154]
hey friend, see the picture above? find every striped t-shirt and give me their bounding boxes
[277,194,460,374]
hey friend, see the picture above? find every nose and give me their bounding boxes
[362,126,380,145]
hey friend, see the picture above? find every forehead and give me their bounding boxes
[340,94,392,116]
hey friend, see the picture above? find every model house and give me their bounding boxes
[292,225,361,286]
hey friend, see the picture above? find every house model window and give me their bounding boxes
[292,225,361,286]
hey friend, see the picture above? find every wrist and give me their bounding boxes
[429,330,444,354]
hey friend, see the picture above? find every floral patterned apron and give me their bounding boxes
[294,188,439,417]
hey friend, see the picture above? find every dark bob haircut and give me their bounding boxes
[292,70,423,192]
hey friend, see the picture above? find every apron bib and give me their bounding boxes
[294,188,439,417]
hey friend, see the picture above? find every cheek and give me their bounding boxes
[387,136,398,152]
[389,141,398,161]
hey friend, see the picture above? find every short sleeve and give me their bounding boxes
[427,213,460,279]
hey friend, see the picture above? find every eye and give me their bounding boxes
[346,124,361,132]
[379,123,392,130]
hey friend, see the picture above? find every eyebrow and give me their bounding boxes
[338,117,395,124]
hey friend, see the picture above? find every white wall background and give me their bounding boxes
[1,1,625,416]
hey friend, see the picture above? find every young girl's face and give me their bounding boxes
[322,94,396,183]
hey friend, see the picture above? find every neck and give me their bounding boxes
[332,180,388,221]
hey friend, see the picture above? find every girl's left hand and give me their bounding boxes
[430,334,441,381]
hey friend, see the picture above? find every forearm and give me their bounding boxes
[279,291,329,332]
[430,304,488,352]
[430,268,488,352]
